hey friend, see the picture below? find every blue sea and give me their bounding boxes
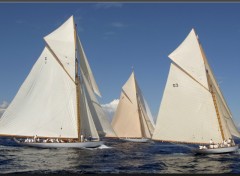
[0,137,239,174]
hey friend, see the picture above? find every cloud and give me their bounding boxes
[0,101,8,117]
[101,99,119,122]
[111,22,127,28]
[94,3,123,9]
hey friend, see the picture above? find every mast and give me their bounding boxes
[132,68,145,137]
[74,23,81,142]
[197,37,225,141]
[136,93,146,138]
[133,72,151,138]
[209,83,225,140]
[137,97,153,138]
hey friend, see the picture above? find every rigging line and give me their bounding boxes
[172,62,210,93]
[196,37,238,139]
[137,94,153,136]
[133,75,149,138]
[214,86,233,122]
[198,42,232,117]
[137,100,146,138]
[213,85,239,137]
[197,38,232,140]
[121,89,133,104]
[173,61,210,92]
[77,30,101,97]
[207,75,225,140]
[77,35,100,97]
[135,87,153,136]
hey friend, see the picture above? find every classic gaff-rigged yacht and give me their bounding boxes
[152,28,240,154]
[0,15,116,149]
[111,71,155,143]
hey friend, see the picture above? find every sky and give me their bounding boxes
[0,2,240,128]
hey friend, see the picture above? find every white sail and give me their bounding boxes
[112,72,155,138]
[211,78,240,138]
[136,83,155,136]
[0,47,78,138]
[153,28,240,144]
[77,35,101,97]
[81,69,117,137]
[111,72,141,137]
[199,44,240,138]
[152,63,222,144]
[143,97,156,126]
[79,76,99,139]
[44,16,76,82]
[0,15,107,142]
[168,29,209,90]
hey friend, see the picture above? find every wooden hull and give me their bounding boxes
[13,138,104,149]
[120,138,150,143]
[193,145,239,154]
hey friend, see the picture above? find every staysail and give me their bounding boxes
[80,69,117,137]
[135,82,155,136]
[152,28,240,144]
[76,35,116,138]
[111,72,155,138]
[77,35,101,97]
[79,72,99,139]
[198,42,240,138]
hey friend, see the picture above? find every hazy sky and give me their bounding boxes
[0,2,240,127]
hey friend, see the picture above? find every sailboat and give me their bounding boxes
[152,28,240,154]
[0,15,116,149]
[111,71,155,143]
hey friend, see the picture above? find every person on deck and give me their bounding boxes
[88,135,92,141]
[223,140,227,146]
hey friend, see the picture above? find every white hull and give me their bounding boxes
[13,138,104,149]
[120,138,150,143]
[193,145,239,154]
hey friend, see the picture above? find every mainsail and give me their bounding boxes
[0,46,78,138]
[111,72,155,138]
[0,15,114,139]
[152,29,240,144]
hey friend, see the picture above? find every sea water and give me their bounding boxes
[0,137,239,174]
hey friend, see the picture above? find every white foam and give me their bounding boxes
[97,144,113,149]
